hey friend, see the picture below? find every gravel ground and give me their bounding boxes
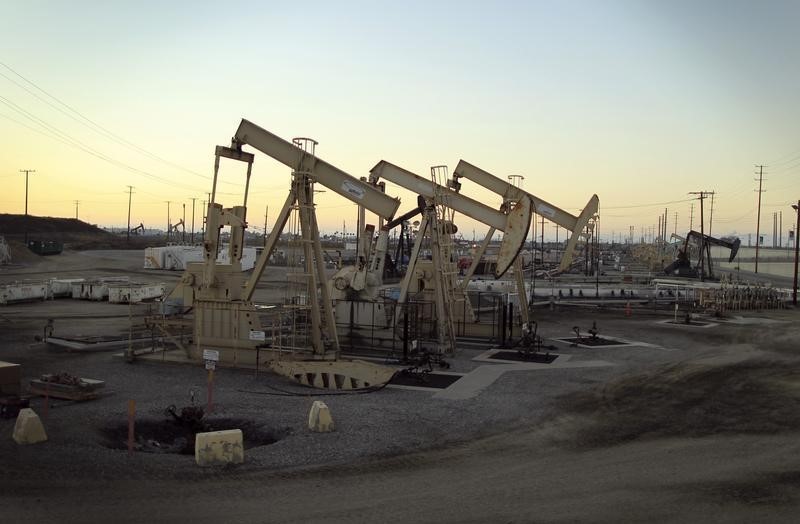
[2,249,800,522]
[2,297,794,482]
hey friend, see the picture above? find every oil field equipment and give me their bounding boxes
[161,119,400,387]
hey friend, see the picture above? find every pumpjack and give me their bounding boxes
[158,119,401,389]
[664,230,740,280]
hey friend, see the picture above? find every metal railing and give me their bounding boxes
[330,290,511,359]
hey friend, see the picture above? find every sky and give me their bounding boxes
[1,0,799,243]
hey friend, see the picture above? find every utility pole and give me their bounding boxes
[182,203,186,243]
[689,191,711,281]
[657,215,662,245]
[792,201,799,306]
[190,197,197,244]
[689,203,694,231]
[594,215,600,293]
[74,200,80,220]
[773,212,778,248]
[530,213,537,297]
[126,185,134,242]
[707,192,715,238]
[201,200,207,240]
[553,223,559,248]
[206,192,212,242]
[19,169,35,216]
[264,206,269,246]
[540,215,545,270]
[779,211,783,248]
[19,169,35,243]
[754,165,765,273]
[674,211,678,236]
[165,201,172,243]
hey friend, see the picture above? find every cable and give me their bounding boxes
[0,61,238,186]
[236,377,393,397]
[768,159,800,175]
[767,150,800,167]
[0,97,201,192]
[603,197,694,210]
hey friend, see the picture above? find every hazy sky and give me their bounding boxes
[2,0,799,242]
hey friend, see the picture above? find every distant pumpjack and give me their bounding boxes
[664,230,740,280]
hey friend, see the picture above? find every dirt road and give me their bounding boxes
[4,426,799,523]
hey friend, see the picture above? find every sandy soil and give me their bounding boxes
[2,250,800,523]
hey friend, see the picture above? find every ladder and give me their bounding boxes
[283,138,339,358]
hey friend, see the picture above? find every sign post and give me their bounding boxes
[249,330,265,376]
[203,349,219,413]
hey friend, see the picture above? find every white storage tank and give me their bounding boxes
[163,246,204,270]
[145,245,256,271]
[0,281,49,305]
[71,277,129,301]
[49,278,85,298]
[108,282,166,303]
[144,247,166,269]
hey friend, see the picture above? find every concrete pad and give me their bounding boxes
[13,408,47,445]
[308,400,335,432]
[387,371,467,392]
[472,349,572,364]
[716,316,786,325]
[195,429,244,466]
[656,319,719,329]
[434,360,615,401]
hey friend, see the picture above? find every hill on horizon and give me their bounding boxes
[0,214,156,252]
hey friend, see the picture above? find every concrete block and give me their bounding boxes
[195,429,244,466]
[308,400,335,432]
[13,408,47,445]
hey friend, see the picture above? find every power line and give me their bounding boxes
[0,61,228,185]
[0,96,200,192]
[767,148,800,167]
[766,158,800,174]
[602,197,694,210]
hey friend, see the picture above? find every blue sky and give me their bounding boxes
[1,1,799,241]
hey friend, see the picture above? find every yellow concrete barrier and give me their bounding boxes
[195,429,244,466]
[308,400,334,432]
[13,408,47,445]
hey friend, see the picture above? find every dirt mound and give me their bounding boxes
[0,214,159,250]
[556,359,800,448]
[0,214,110,235]
[3,238,42,264]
